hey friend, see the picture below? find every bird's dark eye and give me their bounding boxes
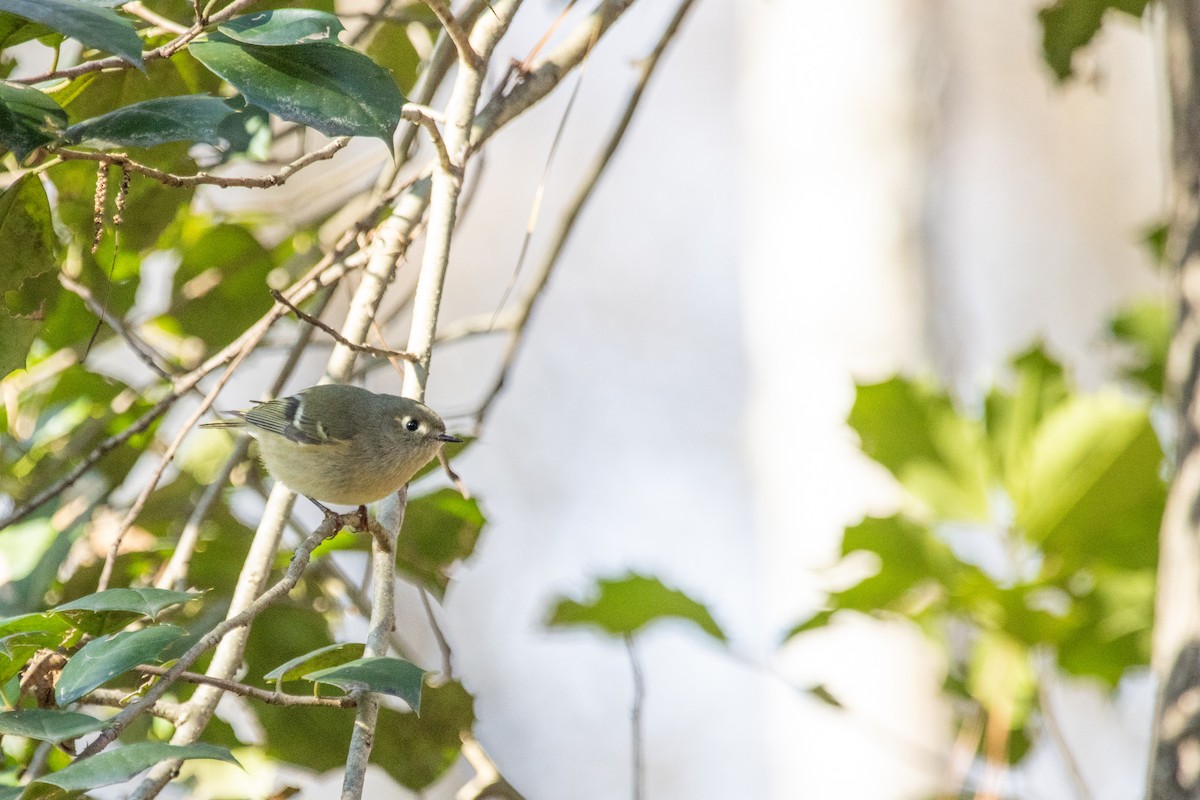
[405,418,420,432]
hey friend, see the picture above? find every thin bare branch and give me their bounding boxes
[59,272,177,381]
[122,2,189,34]
[625,635,645,800]
[419,588,454,677]
[270,289,417,362]
[84,689,189,725]
[402,103,457,176]
[53,139,350,189]
[131,665,356,708]
[419,0,482,67]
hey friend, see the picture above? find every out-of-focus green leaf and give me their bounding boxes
[0,0,142,67]
[0,709,104,743]
[397,489,485,598]
[1014,391,1163,571]
[968,631,1035,730]
[0,11,53,49]
[1057,566,1155,685]
[985,344,1069,486]
[849,377,991,521]
[1108,300,1170,395]
[29,742,239,792]
[412,437,474,481]
[305,656,425,710]
[378,679,475,790]
[0,174,58,378]
[831,515,960,614]
[62,94,248,149]
[547,573,727,643]
[0,518,74,618]
[365,20,422,95]
[189,33,403,144]
[1038,0,1149,81]
[263,642,364,685]
[55,624,186,704]
[781,609,835,642]
[219,9,344,46]
[0,81,67,160]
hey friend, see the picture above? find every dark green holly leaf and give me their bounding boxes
[0,709,104,743]
[396,489,485,599]
[55,587,200,619]
[29,742,238,792]
[547,573,727,643]
[219,9,344,46]
[305,656,425,710]
[55,624,186,704]
[1038,0,1149,81]
[263,642,364,685]
[189,33,403,144]
[849,377,991,521]
[62,94,247,149]
[0,81,66,160]
[0,0,142,68]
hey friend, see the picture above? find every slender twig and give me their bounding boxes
[625,635,645,800]
[53,139,350,189]
[59,272,177,381]
[122,2,189,34]
[83,689,189,725]
[270,289,417,362]
[469,0,695,425]
[419,588,454,677]
[402,104,458,176]
[131,665,356,708]
[1035,668,1093,800]
[78,513,342,759]
[419,0,483,67]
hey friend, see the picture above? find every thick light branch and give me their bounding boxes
[419,0,482,68]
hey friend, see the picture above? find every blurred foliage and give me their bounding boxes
[788,338,1166,769]
[1038,0,1153,81]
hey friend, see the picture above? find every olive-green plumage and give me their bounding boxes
[201,384,459,505]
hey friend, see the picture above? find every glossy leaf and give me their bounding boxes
[55,587,200,619]
[0,81,66,160]
[55,624,186,704]
[263,642,364,685]
[1039,0,1149,81]
[305,656,425,710]
[0,709,104,743]
[63,94,246,149]
[189,33,403,143]
[396,489,485,598]
[0,174,58,378]
[849,377,991,521]
[29,742,238,791]
[0,0,142,67]
[547,573,727,643]
[219,9,345,46]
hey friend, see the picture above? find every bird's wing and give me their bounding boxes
[241,395,345,445]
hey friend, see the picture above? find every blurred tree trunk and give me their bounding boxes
[1151,3,1200,798]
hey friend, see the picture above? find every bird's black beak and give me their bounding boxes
[435,433,463,443]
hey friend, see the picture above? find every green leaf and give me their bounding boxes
[62,94,247,149]
[0,709,104,743]
[849,377,991,521]
[1057,566,1154,684]
[29,742,239,792]
[0,81,67,161]
[781,608,834,642]
[967,631,1034,729]
[365,20,422,95]
[547,573,727,643]
[1108,300,1170,394]
[1013,391,1164,571]
[1038,0,1149,81]
[219,9,345,46]
[984,344,1070,487]
[396,489,485,599]
[262,642,364,684]
[377,679,475,790]
[55,587,200,619]
[412,436,473,481]
[0,174,58,378]
[189,33,403,144]
[832,515,961,613]
[305,656,425,710]
[0,0,142,68]
[55,624,186,704]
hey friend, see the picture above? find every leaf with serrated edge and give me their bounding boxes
[547,573,727,643]
[55,587,200,619]
[0,0,141,67]
[55,624,186,705]
[263,642,364,686]
[305,656,424,711]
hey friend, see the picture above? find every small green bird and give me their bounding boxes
[201,384,460,508]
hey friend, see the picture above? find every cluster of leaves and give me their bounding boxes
[788,323,1169,763]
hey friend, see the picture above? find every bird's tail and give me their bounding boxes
[199,417,245,430]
